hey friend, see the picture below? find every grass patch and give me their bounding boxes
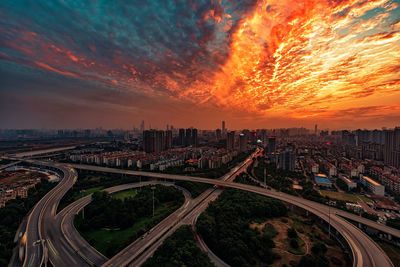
[80,186,104,197]
[112,189,137,200]
[74,186,184,257]
[319,190,371,203]
[78,202,178,257]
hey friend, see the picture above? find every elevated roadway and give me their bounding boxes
[103,149,259,266]
[70,163,397,267]
[14,150,397,267]
[57,181,191,267]
[22,162,77,267]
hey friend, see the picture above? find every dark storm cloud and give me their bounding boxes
[0,0,257,96]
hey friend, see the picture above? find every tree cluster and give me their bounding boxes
[387,218,400,230]
[58,171,143,211]
[143,225,213,267]
[298,242,329,267]
[79,185,184,231]
[197,189,287,266]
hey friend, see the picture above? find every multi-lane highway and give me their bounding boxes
[69,163,398,267]
[14,149,399,267]
[22,162,77,267]
[12,150,256,267]
[57,181,191,267]
[102,149,260,266]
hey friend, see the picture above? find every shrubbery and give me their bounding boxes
[197,189,287,266]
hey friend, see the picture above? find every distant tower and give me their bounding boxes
[315,124,318,136]
[140,120,145,132]
[226,131,235,150]
[239,133,248,152]
[222,121,226,136]
[179,129,185,146]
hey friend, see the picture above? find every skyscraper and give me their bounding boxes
[165,130,173,149]
[222,121,226,136]
[226,131,235,150]
[143,130,166,153]
[278,147,296,171]
[215,129,222,140]
[183,128,198,147]
[185,128,192,146]
[178,128,185,146]
[239,133,248,152]
[191,128,198,147]
[261,129,267,146]
[268,137,276,153]
[384,127,400,168]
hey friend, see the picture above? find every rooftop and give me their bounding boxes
[363,176,382,187]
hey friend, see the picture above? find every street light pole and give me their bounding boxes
[328,202,331,239]
[264,167,266,187]
[151,186,155,217]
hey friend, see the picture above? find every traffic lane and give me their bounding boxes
[56,181,191,267]
[68,164,394,267]
[57,182,179,267]
[103,188,195,266]
[126,188,222,266]
[69,163,400,238]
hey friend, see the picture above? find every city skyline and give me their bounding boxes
[1,1,399,130]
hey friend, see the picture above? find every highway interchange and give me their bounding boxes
[6,149,400,267]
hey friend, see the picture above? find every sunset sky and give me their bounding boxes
[1,0,399,130]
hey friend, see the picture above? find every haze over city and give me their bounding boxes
[1,0,399,129]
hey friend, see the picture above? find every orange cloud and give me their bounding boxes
[182,0,400,120]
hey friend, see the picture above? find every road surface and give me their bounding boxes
[103,149,260,266]
[70,163,397,267]
[56,181,191,267]
[22,162,77,267]
[15,149,397,267]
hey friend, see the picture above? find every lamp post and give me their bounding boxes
[264,167,266,187]
[328,203,331,238]
[151,186,156,217]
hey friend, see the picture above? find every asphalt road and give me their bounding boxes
[57,181,191,267]
[17,147,397,267]
[22,162,77,267]
[16,150,257,267]
[70,163,397,267]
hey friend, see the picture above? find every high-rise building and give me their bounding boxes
[215,129,222,140]
[384,127,400,168]
[177,128,198,147]
[278,147,296,171]
[178,128,185,146]
[185,128,192,146]
[239,133,248,152]
[143,130,165,153]
[165,130,173,149]
[191,128,198,147]
[314,124,318,136]
[226,131,235,150]
[222,121,226,136]
[249,131,257,144]
[267,137,276,153]
[261,129,267,146]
